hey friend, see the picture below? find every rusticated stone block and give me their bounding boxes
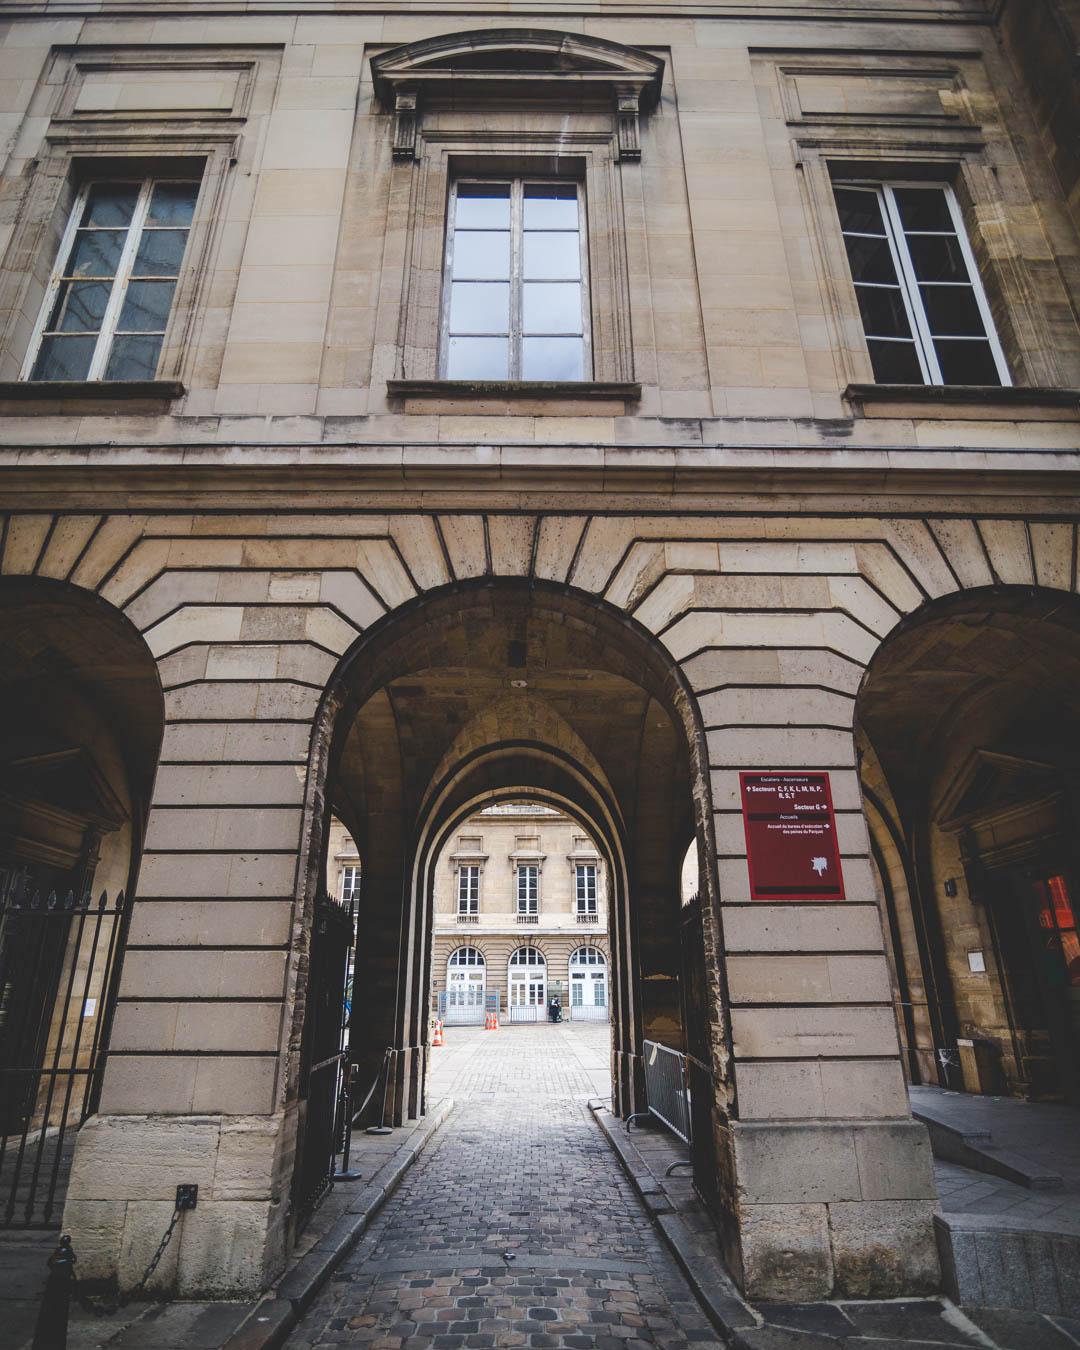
[828,1199,940,1297]
[175,1199,280,1297]
[739,1202,833,1301]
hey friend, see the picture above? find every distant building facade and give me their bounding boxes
[430,804,609,1022]
[326,817,361,907]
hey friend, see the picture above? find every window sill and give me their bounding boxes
[843,383,1080,421]
[387,379,640,415]
[0,380,185,408]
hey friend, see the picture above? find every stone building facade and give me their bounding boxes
[0,0,1078,1312]
[430,803,609,1021]
[325,816,360,907]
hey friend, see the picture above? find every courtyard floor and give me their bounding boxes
[283,1021,727,1348]
[281,1024,1080,1350]
[7,1024,1080,1347]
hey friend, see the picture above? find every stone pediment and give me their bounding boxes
[372,29,664,109]
[934,747,1067,831]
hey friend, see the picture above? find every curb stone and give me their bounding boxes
[222,1096,454,1350]
[590,1103,758,1343]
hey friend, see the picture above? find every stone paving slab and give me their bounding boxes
[912,1087,1080,1195]
[924,1090,1080,1317]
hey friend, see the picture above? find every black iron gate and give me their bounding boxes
[294,891,356,1228]
[0,871,132,1228]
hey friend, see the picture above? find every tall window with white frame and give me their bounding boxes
[441,179,589,382]
[457,864,480,919]
[575,863,598,922]
[833,182,1010,388]
[516,863,539,920]
[25,177,201,383]
[340,865,360,903]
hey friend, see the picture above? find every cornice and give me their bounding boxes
[0,2,994,22]
[1,448,1078,514]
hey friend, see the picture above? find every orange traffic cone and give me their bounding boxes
[491,1008,499,1030]
[432,1019,444,1047]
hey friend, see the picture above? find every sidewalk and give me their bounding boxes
[911,1085,1080,1317]
[6,1098,452,1349]
[3,1021,596,1350]
[595,1107,1080,1349]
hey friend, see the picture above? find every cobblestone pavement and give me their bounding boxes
[285,1023,725,1348]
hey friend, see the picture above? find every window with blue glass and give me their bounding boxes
[24,177,200,383]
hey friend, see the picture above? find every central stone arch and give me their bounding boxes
[289,577,729,1238]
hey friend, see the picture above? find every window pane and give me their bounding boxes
[68,229,125,278]
[449,281,509,334]
[523,232,580,280]
[455,183,511,229]
[934,339,1002,387]
[523,336,585,381]
[104,333,163,381]
[854,285,912,339]
[446,336,508,380]
[893,187,954,234]
[132,229,188,277]
[47,280,112,334]
[918,285,987,338]
[905,235,969,283]
[841,234,899,285]
[523,282,582,335]
[81,183,140,228]
[833,188,885,235]
[523,184,578,230]
[118,280,177,333]
[866,339,924,385]
[451,231,510,280]
[31,334,96,381]
[148,182,199,227]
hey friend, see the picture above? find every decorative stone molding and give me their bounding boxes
[391,91,419,162]
[616,92,642,161]
[371,29,663,166]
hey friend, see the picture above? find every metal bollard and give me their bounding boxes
[32,1234,77,1350]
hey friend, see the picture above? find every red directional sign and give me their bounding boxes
[739,771,845,901]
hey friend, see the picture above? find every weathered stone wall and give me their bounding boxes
[0,0,1078,1309]
[5,504,1076,1297]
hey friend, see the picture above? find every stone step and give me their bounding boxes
[911,1103,1065,1191]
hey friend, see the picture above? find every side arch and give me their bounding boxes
[855,585,1080,1100]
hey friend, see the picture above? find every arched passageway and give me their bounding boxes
[0,577,163,1225]
[292,579,725,1230]
[857,586,1080,1103]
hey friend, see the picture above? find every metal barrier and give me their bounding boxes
[643,1040,691,1144]
[509,1004,539,1023]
